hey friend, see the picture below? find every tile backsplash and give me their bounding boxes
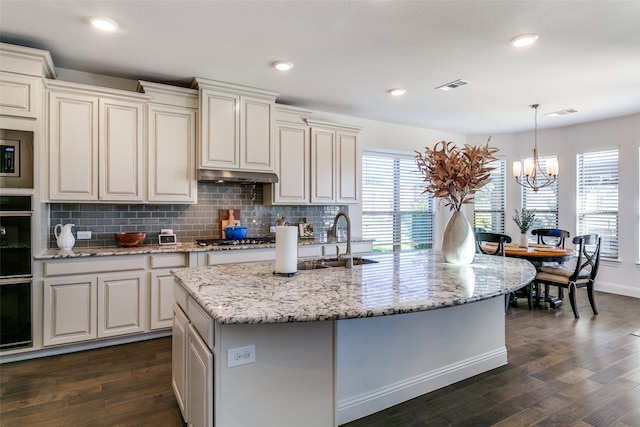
[49,182,347,248]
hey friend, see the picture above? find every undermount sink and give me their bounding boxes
[296,257,378,270]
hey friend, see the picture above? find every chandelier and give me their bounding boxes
[513,104,558,192]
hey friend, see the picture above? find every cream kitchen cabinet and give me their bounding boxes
[172,301,189,420]
[264,105,311,205]
[149,253,189,330]
[0,72,39,118]
[47,80,149,202]
[187,322,214,427]
[308,120,361,205]
[195,78,278,172]
[41,256,148,347]
[139,81,197,204]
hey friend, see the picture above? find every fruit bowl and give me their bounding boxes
[114,232,146,247]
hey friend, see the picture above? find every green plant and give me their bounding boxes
[512,209,536,233]
[415,139,498,211]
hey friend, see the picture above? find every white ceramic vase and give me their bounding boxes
[442,211,475,264]
[519,233,529,248]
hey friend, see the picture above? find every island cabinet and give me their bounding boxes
[139,81,198,204]
[47,80,149,202]
[195,78,278,172]
[41,256,148,346]
[308,120,361,205]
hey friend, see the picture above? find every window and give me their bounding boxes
[577,149,619,259]
[521,155,559,232]
[362,151,434,252]
[474,159,506,233]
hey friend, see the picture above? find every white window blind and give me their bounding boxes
[362,151,435,252]
[474,159,506,233]
[521,156,559,233]
[577,149,619,259]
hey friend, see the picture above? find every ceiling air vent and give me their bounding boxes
[435,79,470,91]
[545,108,578,117]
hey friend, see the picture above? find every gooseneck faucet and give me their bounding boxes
[331,211,352,268]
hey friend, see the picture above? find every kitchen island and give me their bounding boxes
[171,250,536,426]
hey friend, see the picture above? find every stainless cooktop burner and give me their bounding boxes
[197,237,275,247]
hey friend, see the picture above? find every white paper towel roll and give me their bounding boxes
[275,226,298,274]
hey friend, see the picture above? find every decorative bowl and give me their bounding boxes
[224,226,247,240]
[114,232,146,247]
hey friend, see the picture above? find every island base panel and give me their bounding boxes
[336,297,507,425]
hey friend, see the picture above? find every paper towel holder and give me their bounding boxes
[273,271,296,277]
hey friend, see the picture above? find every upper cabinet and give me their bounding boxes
[265,116,361,205]
[309,120,361,205]
[47,81,148,202]
[264,105,312,205]
[194,78,278,172]
[139,81,197,204]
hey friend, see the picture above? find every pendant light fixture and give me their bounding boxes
[513,104,558,192]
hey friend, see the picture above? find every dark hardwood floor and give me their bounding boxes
[1,291,639,427]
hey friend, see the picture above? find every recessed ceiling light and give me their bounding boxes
[510,34,538,47]
[273,61,294,71]
[388,88,406,96]
[91,17,118,32]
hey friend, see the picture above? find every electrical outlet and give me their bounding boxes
[77,231,91,240]
[227,345,255,368]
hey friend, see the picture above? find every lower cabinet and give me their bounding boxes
[173,296,214,427]
[43,271,146,346]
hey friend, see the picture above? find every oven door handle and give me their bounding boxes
[0,276,32,285]
[0,211,32,217]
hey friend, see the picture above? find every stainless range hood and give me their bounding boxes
[197,169,279,184]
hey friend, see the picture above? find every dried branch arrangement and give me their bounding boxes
[415,139,499,211]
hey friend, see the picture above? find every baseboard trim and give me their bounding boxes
[597,282,640,299]
[0,330,171,364]
[337,347,507,425]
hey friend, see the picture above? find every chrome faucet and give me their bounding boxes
[331,211,352,268]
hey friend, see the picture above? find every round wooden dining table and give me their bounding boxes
[481,243,575,308]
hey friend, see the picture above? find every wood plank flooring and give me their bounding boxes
[1,291,639,426]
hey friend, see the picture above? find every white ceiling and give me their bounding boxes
[1,1,639,134]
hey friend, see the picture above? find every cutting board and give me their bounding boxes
[220,209,241,238]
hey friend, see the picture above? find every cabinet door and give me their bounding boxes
[99,98,144,201]
[271,123,309,204]
[147,104,196,203]
[240,96,273,171]
[336,130,359,203]
[43,276,97,346]
[310,127,336,203]
[0,72,37,118]
[172,303,189,422]
[48,90,99,200]
[150,270,175,330]
[187,323,213,427]
[200,89,239,169]
[97,272,147,338]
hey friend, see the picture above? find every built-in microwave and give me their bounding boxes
[0,129,33,189]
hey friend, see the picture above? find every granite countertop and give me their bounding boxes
[171,250,536,324]
[34,236,368,260]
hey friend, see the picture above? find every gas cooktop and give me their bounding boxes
[197,237,276,247]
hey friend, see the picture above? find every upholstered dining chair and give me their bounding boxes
[531,228,571,248]
[534,234,601,318]
[475,232,511,256]
[474,232,528,311]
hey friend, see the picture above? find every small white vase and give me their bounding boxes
[519,233,529,248]
[442,211,475,264]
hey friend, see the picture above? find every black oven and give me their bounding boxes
[0,195,32,350]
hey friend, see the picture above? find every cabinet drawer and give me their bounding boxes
[298,245,321,258]
[149,253,188,269]
[187,296,214,349]
[204,248,274,266]
[43,256,146,277]
[174,279,188,313]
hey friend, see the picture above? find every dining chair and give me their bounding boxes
[531,228,571,248]
[534,234,601,318]
[474,232,530,311]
